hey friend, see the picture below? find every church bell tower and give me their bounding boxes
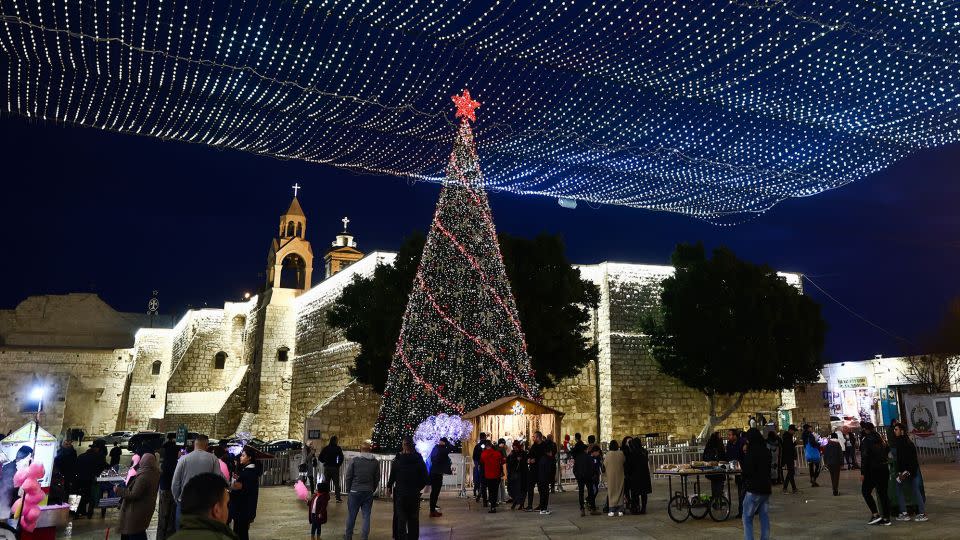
[266,184,314,291]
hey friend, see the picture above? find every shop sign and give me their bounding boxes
[837,376,868,389]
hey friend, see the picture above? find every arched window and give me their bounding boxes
[296,222,303,237]
[151,360,162,375]
[279,254,306,289]
[277,346,290,362]
[214,351,227,369]
[286,220,295,236]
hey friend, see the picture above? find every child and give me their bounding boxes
[308,480,330,539]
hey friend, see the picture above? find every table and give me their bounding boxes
[655,469,739,523]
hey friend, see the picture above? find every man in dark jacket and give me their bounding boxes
[525,434,542,511]
[55,439,78,494]
[318,436,345,503]
[75,444,108,518]
[387,438,428,540]
[537,431,557,514]
[427,437,451,517]
[169,473,237,540]
[780,426,798,494]
[859,422,891,525]
[158,433,180,540]
[742,428,772,540]
[726,429,747,518]
[471,433,489,504]
[823,434,844,496]
[573,441,596,516]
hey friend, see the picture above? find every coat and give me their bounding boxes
[229,462,261,523]
[626,444,652,495]
[429,444,452,476]
[823,441,843,468]
[387,453,428,497]
[308,492,329,525]
[169,515,239,540]
[604,450,626,508]
[117,453,161,534]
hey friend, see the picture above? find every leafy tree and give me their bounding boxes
[900,299,960,393]
[641,243,827,439]
[327,232,599,393]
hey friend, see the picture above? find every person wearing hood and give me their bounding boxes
[76,443,109,518]
[344,441,380,540]
[626,438,651,514]
[114,452,161,540]
[0,445,32,518]
[229,447,262,540]
[427,437,452,517]
[741,428,772,540]
[319,436,345,503]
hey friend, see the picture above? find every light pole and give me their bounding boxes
[29,385,44,461]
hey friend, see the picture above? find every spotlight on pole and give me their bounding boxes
[29,386,44,401]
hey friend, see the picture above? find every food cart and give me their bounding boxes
[655,461,739,523]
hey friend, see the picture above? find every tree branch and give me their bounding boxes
[714,392,746,424]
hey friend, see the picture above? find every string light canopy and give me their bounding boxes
[1,0,957,221]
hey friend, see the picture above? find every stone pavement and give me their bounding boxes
[65,464,959,539]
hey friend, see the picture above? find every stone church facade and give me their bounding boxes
[1,196,807,445]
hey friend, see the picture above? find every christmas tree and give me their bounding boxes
[371,90,540,450]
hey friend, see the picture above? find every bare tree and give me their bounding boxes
[899,354,960,394]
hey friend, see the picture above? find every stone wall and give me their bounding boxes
[541,360,598,440]
[305,381,381,450]
[0,347,130,436]
[122,329,173,430]
[787,383,830,432]
[250,289,296,440]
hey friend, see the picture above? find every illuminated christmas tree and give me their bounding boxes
[371,90,540,450]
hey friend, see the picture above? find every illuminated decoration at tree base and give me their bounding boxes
[1,1,958,220]
[413,413,472,468]
[371,92,539,451]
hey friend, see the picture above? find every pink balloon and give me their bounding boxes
[294,480,310,502]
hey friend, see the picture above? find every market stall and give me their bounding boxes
[461,396,564,452]
[655,461,738,523]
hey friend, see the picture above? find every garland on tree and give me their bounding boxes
[371,90,540,451]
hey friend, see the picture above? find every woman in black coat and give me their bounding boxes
[620,436,633,510]
[627,438,652,514]
[230,447,262,540]
[506,441,528,510]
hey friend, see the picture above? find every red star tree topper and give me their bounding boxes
[370,90,539,450]
[452,89,480,123]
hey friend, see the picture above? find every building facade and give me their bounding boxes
[1,196,805,445]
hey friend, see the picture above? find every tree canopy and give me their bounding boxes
[327,232,599,393]
[641,243,827,437]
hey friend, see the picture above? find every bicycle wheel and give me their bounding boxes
[689,497,709,520]
[667,495,690,523]
[709,494,731,522]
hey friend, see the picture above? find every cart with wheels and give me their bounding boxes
[656,468,737,523]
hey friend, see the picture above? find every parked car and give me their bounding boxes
[829,415,861,430]
[127,431,165,454]
[96,431,135,447]
[220,436,268,450]
[265,439,303,453]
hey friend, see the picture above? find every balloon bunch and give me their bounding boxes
[12,462,45,532]
[126,454,141,484]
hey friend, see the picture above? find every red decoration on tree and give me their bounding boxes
[452,89,481,123]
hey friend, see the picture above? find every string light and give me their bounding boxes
[372,93,539,450]
[1,1,958,219]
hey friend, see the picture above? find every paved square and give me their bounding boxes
[65,464,959,539]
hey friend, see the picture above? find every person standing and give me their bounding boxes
[859,422,892,526]
[229,447,262,540]
[497,438,509,502]
[387,438,428,539]
[626,438,651,514]
[726,429,747,517]
[823,434,844,496]
[803,425,822,487]
[157,433,180,540]
[588,445,604,514]
[472,433,489,505]
[344,441,380,540]
[703,433,726,500]
[319,436,345,503]
[524,434,542,512]
[765,431,781,485]
[75,444,108,519]
[308,481,330,540]
[842,427,858,470]
[572,440,593,516]
[480,441,506,513]
[892,424,928,522]
[506,441,528,511]
[171,435,225,530]
[741,428,772,540]
[604,440,625,517]
[780,425,798,494]
[55,438,78,495]
[114,452,161,540]
[537,431,557,514]
[428,437,452,517]
[110,443,123,468]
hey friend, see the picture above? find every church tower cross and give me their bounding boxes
[292,183,302,197]
[342,216,350,232]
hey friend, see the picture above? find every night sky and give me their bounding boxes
[2,115,958,363]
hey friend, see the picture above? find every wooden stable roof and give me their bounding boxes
[462,395,565,419]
